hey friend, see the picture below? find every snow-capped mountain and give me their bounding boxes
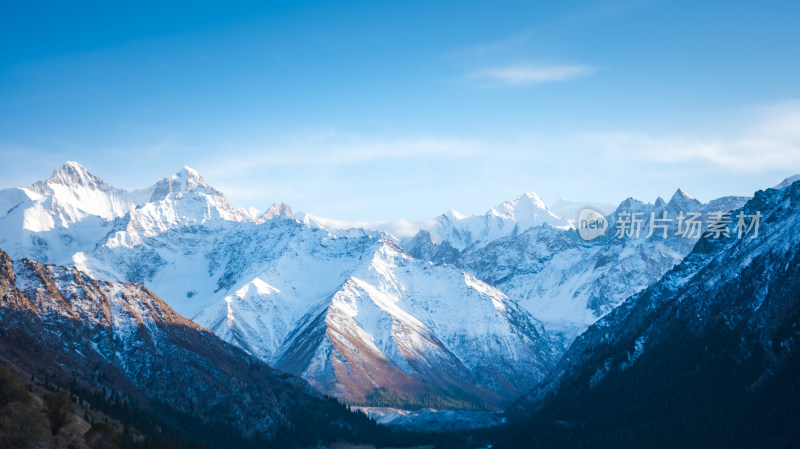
[291,209,432,239]
[0,162,139,264]
[105,165,256,246]
[84,216,562,409]
[2,162,791,413]
[267,241,561,408]
[0,162,564,409]
[0,248,388,447]
[496,179,800,449]
[405,188,750,339]
[419,192,571,251]
[289,192,573,245]
[0,162,255,264]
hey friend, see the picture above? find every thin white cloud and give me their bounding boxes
[579,99,800,172]
[201,131,485,177]
[474,64,596,86]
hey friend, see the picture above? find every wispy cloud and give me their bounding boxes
[201,131,485,177]
[473,64,596,86]
[579,99,800,172]
[197,131,489,216]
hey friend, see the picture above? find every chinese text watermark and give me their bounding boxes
[578,209,762,241]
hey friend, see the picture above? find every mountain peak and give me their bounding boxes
[667,188,703,210]
[29,161,111,195]
[180,165,200,176]
[442,210,466,220]
[148,166,219,201]
[520,191,543,200]
[671,188,694,200]
[171,166,204,186]
[489,192,549,220]
[261,201,293,220]
[63,160,85,170]
[517,191,546,206]
[52,161,104,186]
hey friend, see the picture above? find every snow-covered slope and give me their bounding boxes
[0,248,395,446]
[267,241,561,407]
[85,216,563,408]
[3,162,782,410]
[292,210,433,239]
[0,162,564,409]
[405,189,751,339]
[497,179,800,449]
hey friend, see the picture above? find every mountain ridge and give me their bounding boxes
[2,161,796,417]
[0,247,408,448]
[495,180,800,448]
[0,163,565,409]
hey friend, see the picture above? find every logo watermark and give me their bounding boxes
[577,209,763,241]
[577,208,608,241]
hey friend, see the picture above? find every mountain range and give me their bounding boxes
[494,175,800,449]
[1,161,798,447]
[0,162,567,410]
[0,248,405,448]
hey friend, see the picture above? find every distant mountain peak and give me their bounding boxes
[672,188,694,200]
[62,160,87,170]
[181,164,199,175]
[171,165,207,189]
[33,161,111,193]
[667,188,703,209]
[442,210,466,220]
[148,166,220,201]
[616,196,643,210]
[513,191,547,208]
[520,191,544,201]
[489,192,549,220]
[261,201,293,220]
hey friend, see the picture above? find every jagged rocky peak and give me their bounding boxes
[261,201,293,220]
[667,187,703,208]
[673,187,692,198]
[31,161,112,194]
[409,228,437,245]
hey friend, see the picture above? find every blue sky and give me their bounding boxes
[1,0,799,221]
